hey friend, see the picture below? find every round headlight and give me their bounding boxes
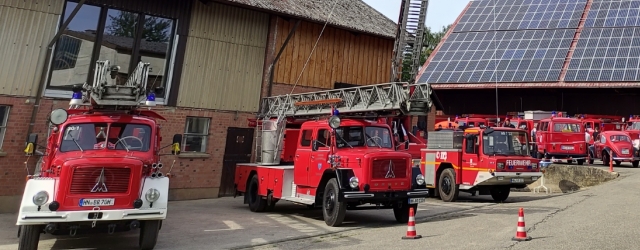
[32,191,49,206]
[416,174,425,185]
[145,188,160,202]
[349,177,359,189]
[329,115,341,129]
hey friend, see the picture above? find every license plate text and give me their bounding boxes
[408,198,426,204]
[79,198,115,207]
[511,178,524,183]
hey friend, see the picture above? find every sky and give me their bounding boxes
[362,0,470,31]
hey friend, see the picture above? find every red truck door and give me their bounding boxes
[309,128,332,187]
[462,134,480,171]
[536,121,550,153]
[294,129,314,186]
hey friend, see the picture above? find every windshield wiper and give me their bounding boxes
[71,138,83,152]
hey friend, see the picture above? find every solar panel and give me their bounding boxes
[565,27,640,82]
[454,0,587,33]
[418,29,575,84]
[584,0,640,28]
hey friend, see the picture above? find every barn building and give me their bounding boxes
[418,0,640,116]
[0,0,398,213]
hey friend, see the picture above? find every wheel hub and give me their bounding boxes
[325,191,335,212]
[441,176,451,195]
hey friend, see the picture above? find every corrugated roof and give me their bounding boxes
[213,0,397,39]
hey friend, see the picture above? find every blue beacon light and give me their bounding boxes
[145,92,156,106]
[69,88,83,106]
[333,109,339,116]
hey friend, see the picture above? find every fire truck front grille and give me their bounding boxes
[371,159,407,179]
[70,167,131,194]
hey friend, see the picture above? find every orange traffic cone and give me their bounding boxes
[402,207,422,239]
[512,207,532,241]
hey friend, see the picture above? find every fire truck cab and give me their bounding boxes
[421,126,542,202]
[16,60,181,250]
[234,83,432,227]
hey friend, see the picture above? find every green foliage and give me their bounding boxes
[105,12,172,43]
[401,24,452,82]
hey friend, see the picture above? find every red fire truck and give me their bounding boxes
[16,60,181,250]
[234,83,432,227]
[534,113,587,164]
[420,126,542,202]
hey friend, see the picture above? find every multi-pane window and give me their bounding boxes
[48,1,177,101]
[0,106,10,150]
[183,117,211,153]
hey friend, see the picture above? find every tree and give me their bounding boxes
[401,24,452,82]
[105,12,172,43]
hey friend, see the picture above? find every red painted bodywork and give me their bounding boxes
[535,117,588,160]
[37,109,163,211]
[420,127,540,189]
[235,118,414,200]
[625,117,640,140]
[590,131,640,164]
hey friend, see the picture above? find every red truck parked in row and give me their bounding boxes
[17,61,181,250]
[421,126,542,202]
[234,83,432,227]
[534,113,588,164]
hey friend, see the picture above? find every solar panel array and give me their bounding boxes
[421,29,575,83]
[454,0,587,32]
[584,0,640,28]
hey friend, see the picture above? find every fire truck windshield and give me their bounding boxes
[627,122,640,130]
[335,126,393,148]
[60,123,152,152]
[482,130,530,156]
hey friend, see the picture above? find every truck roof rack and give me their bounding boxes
[258,82,432,119]
[68,60,162,111]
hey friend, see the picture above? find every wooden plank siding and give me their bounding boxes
[176,1,269,111]
[272,17,393,89]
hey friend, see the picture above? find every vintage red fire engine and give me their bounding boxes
[588,130,640,167]
[534,112,587,164]
[234,83,432,227]
[16,61,181,250]
[420,126,542,202]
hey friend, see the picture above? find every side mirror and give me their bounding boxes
[24,133,38,155]
[312,140,319,151]
[171,134,182,155]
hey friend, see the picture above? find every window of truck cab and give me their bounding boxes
[335,126,393,148]
[60,123,152,152]
[482,130,530,156]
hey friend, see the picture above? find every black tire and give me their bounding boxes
[322,178,346,227]
[490,187,510,202]
[428,188,438,198]
[576,159,584,165]
[392,201,418,223]
[615,161,621,166]
[438,168,459,202]
[139,220,160,250]
[633,161,639,168]
[566,159,573,164]
[18,225,41,250]
[248,175,267,212]
[602,151,610,166]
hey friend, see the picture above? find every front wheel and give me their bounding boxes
[248,175,267,212]
[633,161,639,168]
[588,152,595,164]
[438,168,459,202]
[18,225,42,250]
[393,201,418,223]
[139,220,160,250]
[490,187,510,202]
[322,178,346,227]
[602,152,610,166]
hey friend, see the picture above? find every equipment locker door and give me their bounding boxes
[294,129,313,186]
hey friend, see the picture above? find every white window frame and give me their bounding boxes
[183,117,211,153]
[42,9,181,106]
[0,105,10,150]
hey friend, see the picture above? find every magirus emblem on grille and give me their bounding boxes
[91,168,108,192]
[385,160,395,178]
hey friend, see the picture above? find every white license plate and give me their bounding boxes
[79,198,115,207]
[561,146,574,150]
[622,149,630,154]
[511,178,524,183]
[408,198,426,204]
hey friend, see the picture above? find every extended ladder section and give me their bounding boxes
[72,60,152,109]
[391,0,429,83]
[254,82,432,165]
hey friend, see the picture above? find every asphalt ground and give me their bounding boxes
[0,160,633,250]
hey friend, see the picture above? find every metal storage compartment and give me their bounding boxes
[427,130,464,149]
